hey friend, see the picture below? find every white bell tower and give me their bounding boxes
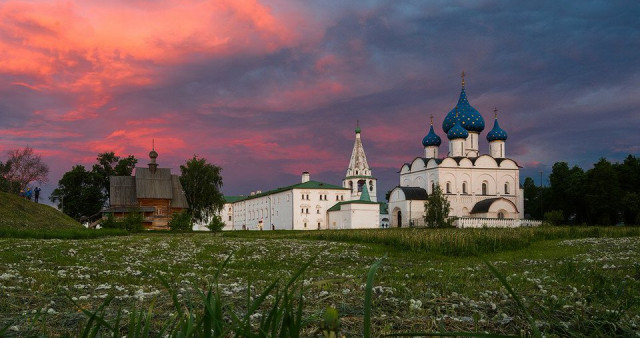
[343,122,377,202]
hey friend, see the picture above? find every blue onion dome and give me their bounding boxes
[442,86,485,133]
[447,114,469,140]
[422,124,442,147]
[487,118,508,141]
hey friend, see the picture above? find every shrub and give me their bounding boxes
[100,213,119,229]
[544,210,564,226]
[100,209,144,232]
[168,211,192,232]
[123,208,144,232]
[206,215,225,232]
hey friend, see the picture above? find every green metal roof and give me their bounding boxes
[327,200,380,212]
[360,186,371,201]
[224,180,349,203]
[223,196,246,203]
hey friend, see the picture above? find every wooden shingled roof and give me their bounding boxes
[135,167,173,199]
[108,166,188,209]
[109,176,137,207]
[170,175,189,208]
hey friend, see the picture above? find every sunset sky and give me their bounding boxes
[1,0,639,203]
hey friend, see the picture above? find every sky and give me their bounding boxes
[0,0,639,205]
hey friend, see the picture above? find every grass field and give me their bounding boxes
[0,227,639,336]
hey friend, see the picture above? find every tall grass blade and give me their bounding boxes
[158,273,185,318]
[364,255,385,338]
[484,259,542,338]
[69,293,115,337]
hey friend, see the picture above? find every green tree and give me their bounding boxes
[549,162,572,222]
[615,155,640,225]
[49,165,105,221]
[585,158,621,225]
[179,156,224,223]
[549,162,587,224]
[424,184,453,228]
[50,152,137,221]
[92,152,137,202]
[206,215,226,232]
[169,211,193,232]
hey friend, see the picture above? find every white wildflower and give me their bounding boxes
[409,299,422,311]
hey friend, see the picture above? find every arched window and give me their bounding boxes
[462,182,467,194]
[504,182,510,194]
[498,212,505,219]
[446,182,451,194]
[349,181,353,191]
[357,179,366,192]
[369,181,374,191]
[482,182,488,195]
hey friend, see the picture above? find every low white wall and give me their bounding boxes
[455,218,542,228]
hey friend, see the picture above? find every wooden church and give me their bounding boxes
[105,146,188,230]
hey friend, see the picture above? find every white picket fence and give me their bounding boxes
[408,217,542,228]
[455,218,542,228]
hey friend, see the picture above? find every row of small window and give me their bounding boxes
[442,182,510,195]
[301,208,323,214]
[301,193,345,201]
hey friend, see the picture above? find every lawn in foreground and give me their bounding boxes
[0,231,639,336]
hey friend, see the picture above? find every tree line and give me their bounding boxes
[524,155,640,225]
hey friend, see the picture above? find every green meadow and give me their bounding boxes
[0,227,639,336]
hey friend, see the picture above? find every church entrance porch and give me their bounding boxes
[392,208,402,228]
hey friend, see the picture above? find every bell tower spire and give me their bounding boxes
[343,122,377,201]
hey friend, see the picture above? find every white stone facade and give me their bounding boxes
[328,202,380,229]
[389,78,529,228]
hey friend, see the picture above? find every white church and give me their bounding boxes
[388,74,540,228]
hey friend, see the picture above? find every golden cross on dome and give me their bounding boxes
[152,138,155,151]
[461,70,466,87]
[493,107,498,119]
[430,114,434,125]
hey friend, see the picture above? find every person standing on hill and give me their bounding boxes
[25,187,32,201]
[34,187,41,203]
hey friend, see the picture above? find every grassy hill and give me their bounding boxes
[0,191,82,230]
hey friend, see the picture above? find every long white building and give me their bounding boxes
[389,75,531,228]
[213,127,384,230]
